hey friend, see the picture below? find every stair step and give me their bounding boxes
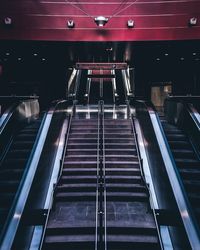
[55,192,148,202]
[175,159,200,167]
[0,169,23,180]
[168,141,190,149]
[179,169,200,179]
[171,149,196,158]
[56,183,146,192]
[66,149,137,155]
[12,141,35,149]
[62,168,140,175]
[0,181,19,192]
[166,134,187,140]
[3,158,27,168]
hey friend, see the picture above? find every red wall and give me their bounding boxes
[0,0,200,41]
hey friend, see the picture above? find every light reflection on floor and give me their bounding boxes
[75,104,135,120]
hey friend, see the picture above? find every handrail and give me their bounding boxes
[0,99,65,250]
[84,69,92,104]
[37,101,75,250]
[95,100,107,250]
[74,70,81,100]
[95,101,101,250]
[0,95,39,99]
[57,102,76,181]
[101,101,107,250]
[167,95,200,99]
[187,103,200,130]
[135,100,200,249]
[127,101,163,249]
[0,98,38,133]
[0,103,18,130]
[111,69,117,104]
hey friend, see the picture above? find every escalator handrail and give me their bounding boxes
[127,101,164,249]
[57,101,76,184]
[0,99,66,250]
[0,98,37,134]
[38,100,75,250]
[0,103,18,131]
[185,103,200,131]
[95,101,101,250]
[135,100,200,249]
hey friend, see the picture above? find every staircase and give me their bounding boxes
[43,106,160,250]
[104,117,160,250]
[43,117,98,249]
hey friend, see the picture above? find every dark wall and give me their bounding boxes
[0,40,200,108]
[134,41,200,98]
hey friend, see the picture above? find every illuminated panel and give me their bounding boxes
[76,62,127,70]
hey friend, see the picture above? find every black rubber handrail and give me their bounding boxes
[127,100,164,249]
[187,103,200,130]
[0,98,37,134]
[38,100,76,250]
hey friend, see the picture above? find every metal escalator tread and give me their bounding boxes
[161,117,200,228]
[43,113,160,250]
[0,118,42,236]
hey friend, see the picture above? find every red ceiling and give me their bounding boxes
[0,0,200,41]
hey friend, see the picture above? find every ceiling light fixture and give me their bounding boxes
[189,17,197,26]
[94,16,108,27]
[67,20,75,28]
[127,20,134,28]
[4,17,12,26]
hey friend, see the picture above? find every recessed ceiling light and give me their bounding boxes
[193,52,197,56]
[165,53,169,56]
[180,57,184,61]
[42,58,46,61]
[6,52,10,56]
[156,58,160,61]
[18,57,22,61]
[34,53,38,56]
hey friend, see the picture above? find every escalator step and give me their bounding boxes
[0,169,23,180]
[171,149,196,158]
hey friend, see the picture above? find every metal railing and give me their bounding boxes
[102,101,107,250]
[95,100,107,250]
[95,101,101,250]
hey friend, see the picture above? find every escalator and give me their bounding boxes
[42,104,161,249]
[160,115,200,227]
[0,117,42,234]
